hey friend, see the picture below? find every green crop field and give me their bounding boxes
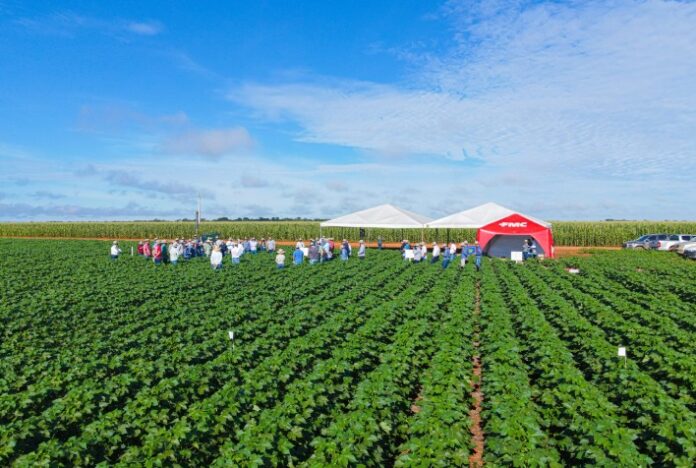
[1,239,695,466]
[2,220,696,246]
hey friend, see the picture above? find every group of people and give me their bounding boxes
[110,236,488,271]
[273,238,366,269]
[522,238,538,260]
[400,239,484,271]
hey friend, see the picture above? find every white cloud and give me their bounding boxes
[229,0,696,181]
[125,21,163,36]
[239,175,270,188]
[161,127,253,158]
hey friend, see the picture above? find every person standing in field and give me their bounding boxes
[231,242,242,264]
[210,245,223,270]
[137,241,144,256]
[377,236,383,250]
[358,240,366,260]
[340,239,350,261]
[275,249,286,269]
[161,240,169,264]
[293,245,304,266]
[413,245,422,263]
[308,242,320,265]
[460,241,470,267]
[142,239,151,258]
[110,241,121,260]
[267,238,276,254]
[152,241,163,265]
[473,241,483,271]
[441,243,451,269]
[169,241,180,265]
[250,238,258,254]
[420,242,427,262]
[431,242,440,264]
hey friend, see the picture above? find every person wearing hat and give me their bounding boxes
[275,249,286,269]
[110,241,122,260]
[231,242,243,264]
[267,237,276,254]
[137,241,144,256]
[210,245,223,270]
[357,240,366,260]
[473,241,483,271]
[203,240,212,258]
[431,242,440,264]
[340,239,350,261]
[169,240,180,265]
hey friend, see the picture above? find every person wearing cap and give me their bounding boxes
[431,242,440,264]
[275,249,286,269]
[110,241,121,260]
[293,245,304,266]
[358,240,366,260]
[460,240,470,268]
[441,243,451,269]
[473,241,483,271]
[340,239,351,261]
[210,245,223,270]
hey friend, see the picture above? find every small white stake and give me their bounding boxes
[228,330,235,351]
[618,346,627,367]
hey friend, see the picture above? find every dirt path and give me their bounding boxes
[469,280,484,467]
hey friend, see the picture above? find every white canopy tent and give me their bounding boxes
[321,204,432,228]
[427,202,551,228]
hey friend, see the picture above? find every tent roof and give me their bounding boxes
[320,204,432,228]
[427,202,551,228]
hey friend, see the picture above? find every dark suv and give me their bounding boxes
[623,234,668,249]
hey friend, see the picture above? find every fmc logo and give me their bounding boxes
[499,221,527,228]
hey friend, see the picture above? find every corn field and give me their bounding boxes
[1,221,695,246]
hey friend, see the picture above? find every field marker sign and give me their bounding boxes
[228,330,235,350]
[618,346,627,367]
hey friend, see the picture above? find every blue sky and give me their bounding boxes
[1,0,695,221]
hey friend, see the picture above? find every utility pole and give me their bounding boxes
[195,194,201,237]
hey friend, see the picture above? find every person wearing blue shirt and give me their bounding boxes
[473,241,483,271]
[377,236,383,250]
[441,243,451,269]
[340,239,350,261]
[460,241,470,268]
[293,246,304,266]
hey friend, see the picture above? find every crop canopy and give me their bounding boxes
[320,204,432,228]
[427,202,551,229]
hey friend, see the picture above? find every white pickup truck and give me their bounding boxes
[654,234,696,251]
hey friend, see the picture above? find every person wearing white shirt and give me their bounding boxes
[431,242,440,264]
[250,238,258,253]
[170,242,180,265]
[210,246,223,270]
[110,241,122,260]
[231,243,243,264]
[420,242,428,262]
[449,242,457,258]
[295,239,305,249]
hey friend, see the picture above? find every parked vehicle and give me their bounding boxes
[653,234,696,251]
[677,241,696,255]
[623,234,668,250]
[683,245,696,259]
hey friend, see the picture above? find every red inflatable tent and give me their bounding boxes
[476,212,554,258]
